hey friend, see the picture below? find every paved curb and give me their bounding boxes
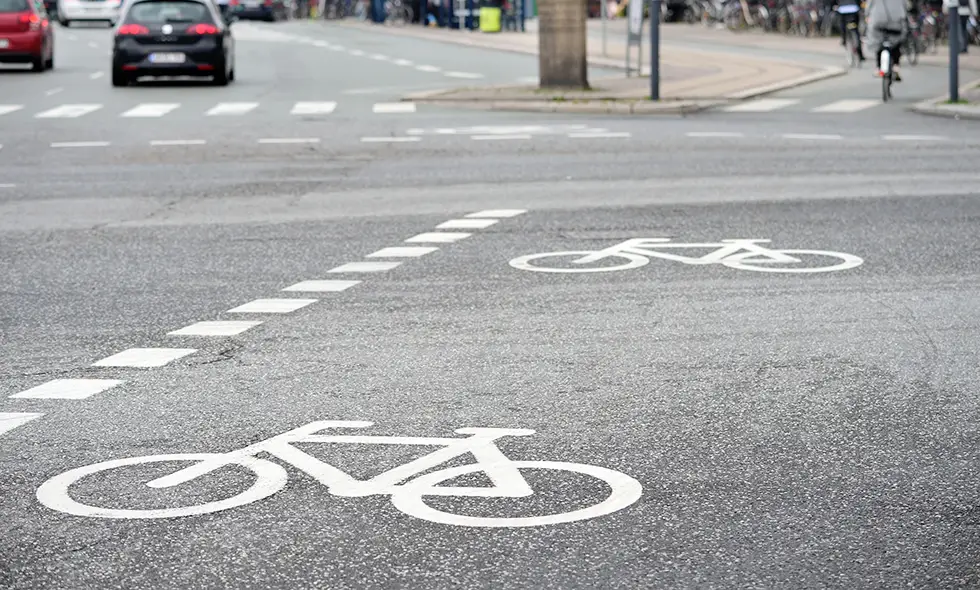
[408,98,722,114]
[908,78,980,120]
[725,66,847,100]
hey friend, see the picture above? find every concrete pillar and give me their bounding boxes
[537,0,590,89]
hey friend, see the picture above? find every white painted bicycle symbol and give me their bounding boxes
[510,238,864,274]
[37,421,643,528]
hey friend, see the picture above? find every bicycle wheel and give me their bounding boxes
[389,461,643,528]
[509,251,649,273]
[722,249,863,273]
[36,453,288,519]
[906,37,919,65]
[846,33,857,67]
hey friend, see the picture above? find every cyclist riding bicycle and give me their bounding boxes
[866,0,908,80]
[836,0,866,61]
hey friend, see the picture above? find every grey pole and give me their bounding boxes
[650,0,660,99]
[950,0,960,101]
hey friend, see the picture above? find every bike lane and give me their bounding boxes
[2,195,980,587]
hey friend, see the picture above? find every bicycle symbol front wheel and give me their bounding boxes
[721,249,863,273]
[389,461,643,528]
[509,251,649,273]
[36,453,288,519]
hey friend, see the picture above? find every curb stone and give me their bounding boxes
[908,81,980,121]
[407,99,721,114]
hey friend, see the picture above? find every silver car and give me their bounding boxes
[58,0,121,26]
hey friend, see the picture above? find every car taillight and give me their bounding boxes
[229,0,239,5]
[263,0,272,6]
[18,12,41,31]
[117,23,149,34]
[185,23,218,34]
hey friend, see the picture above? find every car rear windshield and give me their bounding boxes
[124,0,213,23]
[0,0,30,13]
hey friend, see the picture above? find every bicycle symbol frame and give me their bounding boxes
[509,238,864,274]
[36,421,643,528]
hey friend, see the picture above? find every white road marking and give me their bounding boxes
[35,104,103,118]
[291,101,337,115]
[313,40,328,47]
[367,246,438,258]
[327,261,402,273]
[472,134,531,140]
[67,34,77,40]
[405,232,471,243]
[568,132,631,138]
[722,98,799,112]
[283,279,361,292]
[373,102,416,113]
[0,183,14,188]
[686,131,745,137]
[10,379,123,400]
[0,413,42,437]
[169,320,262,336]
[781,133,842,140]
[51,141,110,148]
[466,209,526,218]
[444,71,484,79]
[329,44,345,51]
[257,137,321,144]
[349,49,364,56]
[150,139,206,146]
[121,103,180,117]
[360,136,420,142]
[90,72,104,79]
[87,41,97,48]
[415,65,440,72]
[0,105,23,116]
[227,299,317,313]
[93,348,196,368]
[810,99,880,113]
[437,219,499,229]
[881,134,946,141]
[393,58,413,66]
[370,53,390,61]
[205,102,259,116]
[45,87,63,96]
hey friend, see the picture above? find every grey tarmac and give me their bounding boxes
[2,17,980,590]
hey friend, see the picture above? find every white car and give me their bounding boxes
[58,0,121,26]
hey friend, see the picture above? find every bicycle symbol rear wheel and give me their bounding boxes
[722,249,863,273]
[509,251,649,273]
[36,453,288,519]
[389,461,643,527]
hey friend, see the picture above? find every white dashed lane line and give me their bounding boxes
[361,137,420,143]
[93,348,197,368]
[227,299,317,314]
[0,413,43,437]
[882,134,946,141]
[168,321,263,337]
[50,141,110,148]
[89,72,104,79]
[10,379,123,400]
[257,138,320,144]
[1,210,528,436]
[372,102,416,114]
[781,133,843,140]
[472,134,532,141]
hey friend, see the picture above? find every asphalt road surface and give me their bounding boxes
[2,18,980,590]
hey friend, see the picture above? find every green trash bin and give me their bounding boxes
[479,6,501,32]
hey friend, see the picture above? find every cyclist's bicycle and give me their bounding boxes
[880,35,898,102]
[845,19,861,67]
[384,0,412,23]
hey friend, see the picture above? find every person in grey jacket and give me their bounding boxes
[865,0,908,80]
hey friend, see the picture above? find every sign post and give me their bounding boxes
[625,0,643,76]
[649,0,660,99]
[948,0,961,101]
[601,0,607,55]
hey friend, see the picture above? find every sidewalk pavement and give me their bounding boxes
[911,78,980,120]
[332,20,844,114]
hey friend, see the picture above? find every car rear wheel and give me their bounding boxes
[212,64,229,86]
[31,55,46,72]
[59,18,70,26]
[111,69,129,87]
[45,54,53,69]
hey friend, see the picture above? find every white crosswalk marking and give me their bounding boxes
[35,104,102,118]
[291,101,337,115]
[373,102,416,113]
[811,99,880,113]
[121,103,181,117]
[0,105,24,116]
[723,99,799,112]
[206,102,259,116]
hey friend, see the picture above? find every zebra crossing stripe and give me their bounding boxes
[810,99,880,113]
[290,101,337,115]
[205,102,259,116]
[121,103,181,117]
[35,104,102,118]
[0,105,24,116]
[723,99,799,112]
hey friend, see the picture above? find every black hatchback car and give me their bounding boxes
[111,0,235,86]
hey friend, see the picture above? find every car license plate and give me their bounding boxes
[0,39,8,49]
[149,53,186,64]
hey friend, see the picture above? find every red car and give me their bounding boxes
[0,0,54,71]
